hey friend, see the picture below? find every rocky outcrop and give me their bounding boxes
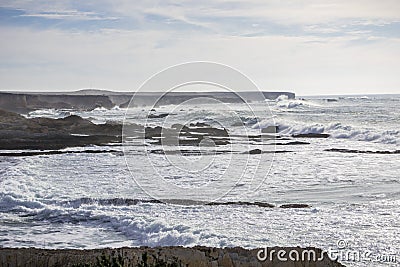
[0,246,345,267]
[0,109,121,150]
[143,122,230,146]
[325,148,400,154]
[0,149,122,157]
[0,110,233,150]
[292,133,330,138]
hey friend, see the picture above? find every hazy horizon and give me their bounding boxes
[2,87,400,97]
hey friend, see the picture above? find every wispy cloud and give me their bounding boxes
[19,10,118,21]
[0,0,399,94]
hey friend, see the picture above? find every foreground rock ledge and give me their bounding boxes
[0,246,345,267]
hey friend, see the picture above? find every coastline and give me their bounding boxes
[0,246,346,267]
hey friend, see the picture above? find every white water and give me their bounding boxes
[1,94,399,266]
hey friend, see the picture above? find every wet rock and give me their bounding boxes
[292,133,330,138]
[326,98,338,102]
[275,141,310,145]
[0,149,122,157]
[147,113,169,118]
[145,122,230,146]
[0,109,122,150]
[325,148,400,154]
[279,204,311,209]
[261,126,279,134]
[206,201,275,208]
[249,149,262,154]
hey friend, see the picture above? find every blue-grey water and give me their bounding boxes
[0,95,399,266]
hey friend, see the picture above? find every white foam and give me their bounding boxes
[275,97,321,109]
[25,109,71,119]
[256,119,399,144]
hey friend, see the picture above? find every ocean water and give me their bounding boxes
[1,95,399,266]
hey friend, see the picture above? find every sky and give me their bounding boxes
[0,0,399,95]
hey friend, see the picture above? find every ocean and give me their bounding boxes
[0,94,399,266]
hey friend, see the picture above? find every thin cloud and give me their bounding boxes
[19,10,118,21]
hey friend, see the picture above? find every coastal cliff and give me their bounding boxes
[0,90,295,113]
[0,246,345,267]
[0,92,114,113]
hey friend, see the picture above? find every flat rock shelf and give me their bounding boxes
[0,246,346,267]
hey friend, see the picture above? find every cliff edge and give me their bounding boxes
[0,246,345,267]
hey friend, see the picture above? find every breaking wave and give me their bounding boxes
[256,120,399,144]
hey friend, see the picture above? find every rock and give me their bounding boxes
[0,109,122,150]
[0,149,122,157]
[0,92,114,113]
[144,122,230,146]
[275,141,310,145]
[206,201,275,208]
[219,253,233,266]
[147,113,169,118]
[325,148,400,154]
[0,91,296,113]
[292,133,330,138]
[262,126,279,134]
[0,246,345,267]
[326,98,338,102]
[279,204,311,209]
[248,149,262,154]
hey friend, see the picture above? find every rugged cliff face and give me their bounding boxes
[0,246,346,267]
[0,91,295,113]
[0,93,114,113]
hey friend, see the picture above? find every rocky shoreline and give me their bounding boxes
[3,108,389,156]
[0,109,122,150]
[0,246,346,267]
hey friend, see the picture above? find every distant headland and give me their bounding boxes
[0,89,295,113]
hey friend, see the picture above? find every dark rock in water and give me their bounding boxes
[207,201,275,208]
[261,125,279,134]
[280,204,310,209]
[0,149,122,157]
[253,202,275,208]
[275,141,310,145]
[0,109,122,150]
[148,113,169,118]
[326,98,338,102]
[190,122,209,127]
[248,149,262,154]
[144,122,230,146]
[292,133,330,138]
[326,148,400,154]
[63,197,311,210]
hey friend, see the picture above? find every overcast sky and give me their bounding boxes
[0,0,399,95]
